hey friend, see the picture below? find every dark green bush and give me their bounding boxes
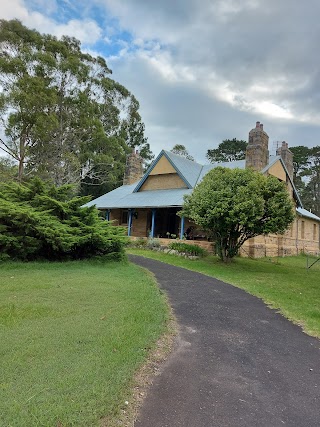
[168,242,207,257]
[0,178,127,261]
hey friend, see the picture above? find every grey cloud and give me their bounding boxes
[103,0,320,121]
[7,0,320,161]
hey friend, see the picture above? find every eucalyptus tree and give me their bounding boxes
[291,145,320,216]
[0,19,151,194]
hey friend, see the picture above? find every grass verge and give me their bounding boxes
[127,249,320,338]
[0,260,169,426]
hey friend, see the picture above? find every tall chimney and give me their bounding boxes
[276,141,293,181]
[123,150,144,185]
[245,121,269,171]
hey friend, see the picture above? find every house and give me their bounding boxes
[85,122,320,257]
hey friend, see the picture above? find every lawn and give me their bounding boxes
[0,260,169,426]
[128,248,320,338]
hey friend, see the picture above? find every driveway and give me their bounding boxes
[129,255,320,427]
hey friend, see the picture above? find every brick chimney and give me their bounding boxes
[123,150,144,185]
[245,121,269,171]
[276,141,293,181]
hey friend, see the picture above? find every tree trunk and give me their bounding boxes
[18,132,27,183]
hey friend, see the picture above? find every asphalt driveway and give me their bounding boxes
[129,255,320,427]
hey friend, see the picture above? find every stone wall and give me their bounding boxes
[130,236,214,252]
[129,215,319,258]
[241,216,320,257]
[108,208,319,258]
[276,141,294,181]
[140,173,187,191]
[130,209,150,237]
[109,209,121,225]
[123,151,144,185]
[245,121,269,171]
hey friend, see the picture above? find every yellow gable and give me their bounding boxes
[139,154,187,191]
[268,159,287,181]
[149,155,177,175]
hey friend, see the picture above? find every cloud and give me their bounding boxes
[0,0,102,45]
[99,0,320,125]
[1,0,320,160]
[83,0,318,164]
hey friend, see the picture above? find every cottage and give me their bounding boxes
[85,122,320,257]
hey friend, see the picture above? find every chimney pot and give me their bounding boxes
[260,123,263,130]
[256,121,260,128]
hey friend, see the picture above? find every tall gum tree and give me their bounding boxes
[0,19,152,194]
[291,145,320,216]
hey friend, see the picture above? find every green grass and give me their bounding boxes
[128,249,320,338]
[0,260,169,426]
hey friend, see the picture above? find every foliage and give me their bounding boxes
[168,241,207,257]
[170,144,194,161]
[128,237,147,247]
[180,167,295,262]
[0,157,17,182]
[0,178,127,260]
[0,261,169,426]
[146,237,161,249]
[291,145,320,216]
[0,19,152,196]
[206,138,247,163]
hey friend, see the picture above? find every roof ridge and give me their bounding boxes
[163,150,203,167]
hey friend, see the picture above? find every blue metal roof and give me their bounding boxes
[197,160,245,183]
[297,207,320,222]
[84,185,193,209]
[163,150,203,187]
[83,152,309,212]
[133,150,203,191]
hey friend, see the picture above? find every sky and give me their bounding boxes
[1,0,320,163]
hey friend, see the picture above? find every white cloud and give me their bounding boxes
[1,0,320,158]
[52,19,102,44]
[0,0,102,45]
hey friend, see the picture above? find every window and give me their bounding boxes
[313,224,317,241]
[301,220,305,239]
[121,210,128,224]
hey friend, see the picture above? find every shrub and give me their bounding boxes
[0,178,127,261]
[168,242,207,257]
[128,238,147,248]
[146,238,161,249]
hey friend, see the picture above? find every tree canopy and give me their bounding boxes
[170,144,194,161]
[206,138,247,163]
[180,167,295,262]
[0,19,152,196]
[291,146,320,216]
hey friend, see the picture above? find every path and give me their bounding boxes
[129,255,320,427]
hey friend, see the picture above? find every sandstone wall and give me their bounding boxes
[140,173,187,191]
